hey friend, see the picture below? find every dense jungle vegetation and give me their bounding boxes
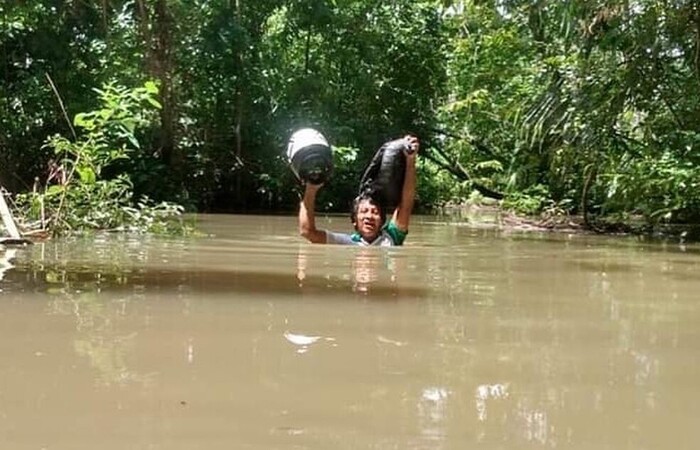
[2,0,700,234]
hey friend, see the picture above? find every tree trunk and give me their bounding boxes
[153,0,178,178]
[233,0,244,206]
[694,3,700,87]
[136,0,179,186]
[581,163,596,228]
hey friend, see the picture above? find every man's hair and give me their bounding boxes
[350,193,386,227]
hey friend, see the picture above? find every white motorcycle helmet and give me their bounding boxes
[286,128,333,184]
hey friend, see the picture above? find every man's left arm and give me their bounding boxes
[392,135,419,232]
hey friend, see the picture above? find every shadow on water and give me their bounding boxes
[0,247,429,300]
[4,266,428,299]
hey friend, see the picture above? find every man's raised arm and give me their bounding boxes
[393,135,419,232]
[299,183,327,244]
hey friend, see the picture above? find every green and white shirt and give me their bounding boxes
[325,220,408,246]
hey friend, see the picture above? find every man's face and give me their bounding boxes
[354,199,383,241]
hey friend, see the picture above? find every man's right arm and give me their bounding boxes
[392,135,419,232]
[299,183,327,244]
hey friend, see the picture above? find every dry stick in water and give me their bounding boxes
[0,189,21,239]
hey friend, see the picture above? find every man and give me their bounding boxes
[299,135,419,246]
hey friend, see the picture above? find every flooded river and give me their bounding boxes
[1,214,699,449]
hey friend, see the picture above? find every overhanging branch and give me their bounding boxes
[423,147,504,200]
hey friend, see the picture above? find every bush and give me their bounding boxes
[14,82,191,235]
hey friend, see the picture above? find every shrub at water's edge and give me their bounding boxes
[13,82,192,236]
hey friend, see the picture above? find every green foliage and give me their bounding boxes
[14,82,189,235]
[502,185,550,216]
[415,158,469,210]
[436,0,700,225]
[604,151,700,223]
[4,0,700,227]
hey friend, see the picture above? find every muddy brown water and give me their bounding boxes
[1,214,699,449]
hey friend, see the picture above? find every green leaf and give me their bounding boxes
[146,97,162,109]
[144,80,159,94]
[73,113,92,129]
[77,167,96,184]
[46,185,65,197]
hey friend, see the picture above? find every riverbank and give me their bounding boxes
[438,202,700,243]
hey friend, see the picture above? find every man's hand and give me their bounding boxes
[403,135,420,160]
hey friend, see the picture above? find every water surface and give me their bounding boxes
[1,214,699,449]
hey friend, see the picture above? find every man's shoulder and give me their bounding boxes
[382,220,408,246]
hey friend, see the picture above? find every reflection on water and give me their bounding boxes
[1,214,700,449]
[418,385,450,443]
[0,248,17,281]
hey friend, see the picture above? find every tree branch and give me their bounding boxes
[423,146,504,200]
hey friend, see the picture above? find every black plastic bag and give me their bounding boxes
[358,138,410,212]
